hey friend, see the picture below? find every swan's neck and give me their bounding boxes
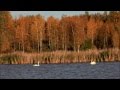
[38,61,39,65]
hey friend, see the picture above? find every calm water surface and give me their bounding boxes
[0,62,120,79]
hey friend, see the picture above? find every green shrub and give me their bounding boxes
[100,51,109,61]
[80,39,93,50]
[100,51,109,57]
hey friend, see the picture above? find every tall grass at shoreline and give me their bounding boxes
[0,48,120,64]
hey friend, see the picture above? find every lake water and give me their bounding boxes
[0,62,120,79]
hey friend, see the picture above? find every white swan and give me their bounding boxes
[33,61,40,66]
[90,61,96,65]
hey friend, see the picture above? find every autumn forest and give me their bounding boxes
[0,11,120,64]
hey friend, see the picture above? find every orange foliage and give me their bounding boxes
[0,11,120,53]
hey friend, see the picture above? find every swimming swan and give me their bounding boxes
[90,61,96,65]
[33,61,40,66]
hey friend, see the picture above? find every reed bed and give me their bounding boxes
[0,48,120,64]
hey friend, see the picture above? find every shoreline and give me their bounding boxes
[0,49,120,64]
[0,61,120,65]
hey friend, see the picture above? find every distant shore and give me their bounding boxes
[0,48,119,64]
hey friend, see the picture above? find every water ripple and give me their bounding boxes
[0,62,120,79]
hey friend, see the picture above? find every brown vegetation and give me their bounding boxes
[0,49,119,64]
[0,11,120,64]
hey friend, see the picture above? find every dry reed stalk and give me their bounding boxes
[0,49,120,64]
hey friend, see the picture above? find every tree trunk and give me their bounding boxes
[19,42,21,51]
[37,28,39,53]
[77,45,80,53]
[40,28,43,52]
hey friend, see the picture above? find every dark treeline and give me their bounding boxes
[0,11,120,53]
